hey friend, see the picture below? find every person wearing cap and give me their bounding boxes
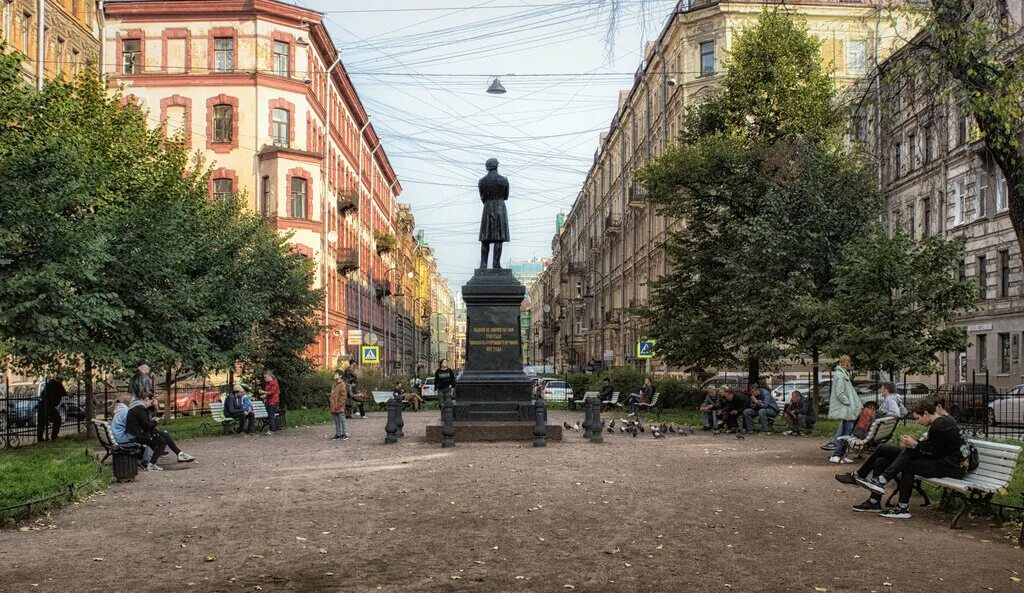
[128,359,154,402]
[224,383,255,434]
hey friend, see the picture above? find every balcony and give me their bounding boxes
[336,194,358,215]
[569,260,589,276]
[336,248,359,274]
[627,185,647,209]
[605,213,622,235]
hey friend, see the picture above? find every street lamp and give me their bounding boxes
[486,77,507,94]
[382,267,414,373]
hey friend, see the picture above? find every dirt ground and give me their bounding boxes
[1,410,1022,593]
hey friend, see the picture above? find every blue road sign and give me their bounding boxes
[361,345,380,365]
[636,340,656,359]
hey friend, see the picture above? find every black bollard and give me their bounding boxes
[395,395,405,438]
[582,397,593,438]
[590,399,603,445]
[441,398,455,448]
[384,398,399,445]
[533,397,547,447]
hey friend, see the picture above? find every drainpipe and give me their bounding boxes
[356,117,371,341]
[97,0,104,82]
[36,0,45,90]
[322,55,341,367]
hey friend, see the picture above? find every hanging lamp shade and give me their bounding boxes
[486,77,507,94]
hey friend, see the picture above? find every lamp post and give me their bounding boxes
[381,267,413,373]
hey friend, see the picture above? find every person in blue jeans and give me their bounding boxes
[742,382,779,432]
[826,355,862,464]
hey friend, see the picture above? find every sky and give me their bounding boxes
[294,0,680,291]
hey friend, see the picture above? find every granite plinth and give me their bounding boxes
[426,421,563,442]
[458,268,534,422]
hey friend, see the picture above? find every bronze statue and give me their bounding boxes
[478,158,510,269]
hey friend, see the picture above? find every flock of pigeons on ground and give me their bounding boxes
[562,418,697,439]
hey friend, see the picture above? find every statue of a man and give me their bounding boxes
[478,158,510,269]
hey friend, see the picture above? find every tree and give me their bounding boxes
[829,226,975,376]
[640,11,881,386]
[913,0,1024,256]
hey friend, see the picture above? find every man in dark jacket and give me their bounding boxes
[597,378,614,403]
[224,384,256,433]
[783,390,815,435]
[720,386,750,432]
[36,378,67,442]
[128,359,154,401]
[434,359,456,404]
[125,392,166,470]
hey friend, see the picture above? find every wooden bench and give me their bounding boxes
[634,392,661,417]
[837,416,899,453]
[918,439,1023,544]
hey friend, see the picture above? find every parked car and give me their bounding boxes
[988,384,1024,426]
[934,382,1001,423]
[540,380,573,402]
[5,381,67,428]
[893,382,934,407]
[815,379,875,414]
[153,377,220,416]
[421,377,437,400]
[701,374,770,392]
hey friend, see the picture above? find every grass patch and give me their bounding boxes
[0,434,110,525]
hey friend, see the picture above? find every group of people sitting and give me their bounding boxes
[699,383,814,435]
[110,359,196,471]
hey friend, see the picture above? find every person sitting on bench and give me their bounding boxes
[397,381,422,411]
[225,384,256,434]
[699,387,723,430]
[598,378,613,403]
[742,382,779,433]
[876,382,908,419]
[111,394,153,466]
[624,378,654,415]
[143,398,195,463]
[783,390,815,435]
[720,386,750,433]
[836,397,967,519]
[125,392,168,471]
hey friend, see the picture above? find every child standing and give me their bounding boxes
[329,370,349,441]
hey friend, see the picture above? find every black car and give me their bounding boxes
[934,382,1001,423]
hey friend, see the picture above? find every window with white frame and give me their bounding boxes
[273,41,290,77]
[952,178,965,226]
[214,37,234,72]
[272,108,290,147]
[994,164,1009,212]
[212,178,233,200]
[290,177,308,219]
[847,40,867,75]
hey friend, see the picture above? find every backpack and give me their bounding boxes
[962,441,980,472]
[851,407,877,439]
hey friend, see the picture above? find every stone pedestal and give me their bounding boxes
[427,421,563,442]
[455,269,534,422]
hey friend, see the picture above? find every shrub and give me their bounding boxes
[565,372,592,398]
[654,377,705,408]
[280,369,334,409]
[597,366,646,396]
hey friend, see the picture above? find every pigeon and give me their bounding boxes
[601,419,606,428]
[736,432,745,440]
[572,422,582,431]
[563,422,572,430]
[609,419,616,429]
[668,425,676,434]
[653,430,665,439]
[688,426,696,435]
[660,423,669,433]
[607,425,614,434]
[638,423,645,433]
[619,426,626,433]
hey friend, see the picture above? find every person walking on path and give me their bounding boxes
[343,360,366,419]
[36,377,66,442]
[826,355,862,464]
[329,370,349,441]
[434,359,456,405]
[262,371,281,435]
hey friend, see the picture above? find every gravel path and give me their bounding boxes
[1,410,1021,593]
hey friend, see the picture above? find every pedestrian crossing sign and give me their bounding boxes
[636,340,656,359]
[361,345,380,365]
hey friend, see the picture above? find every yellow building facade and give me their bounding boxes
[1,0,100,84]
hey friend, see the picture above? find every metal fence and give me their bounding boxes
[0,378,222,450]
[705,369,1024,441]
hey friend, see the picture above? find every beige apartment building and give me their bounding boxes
[855,2,1024,389]
[2,0,101,85]
[101,0,456,371]
[543,0,912,371]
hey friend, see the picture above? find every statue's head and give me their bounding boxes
[485,158,499,171]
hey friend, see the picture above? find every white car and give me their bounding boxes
[989,384,1024,426]
[421,377,437,400]
[540,380,573,402]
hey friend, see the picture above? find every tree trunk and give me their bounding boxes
[747,357,759,389]
[84,355,95,438]
[811,345,820,415]
[164,368,173,422]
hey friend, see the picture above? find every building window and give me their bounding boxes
[847,40,866,75]
[272,108,290,147]
[214,37,234,72]
[978,334,988,371]
[699,41,715,76]
[122,39,141,74]
[994,163,1009,212]
[1,4,10,42]
[959,258,967,282]
[20,12,31,55]
[978,254,988,300]
[893,142,902,178]
[260,176,271,217]
[290,177,308,219]
[908,133,918,170]
[923,197,932,237]
[907,203,915,240]
[924,124,934,163]
[958,109,969,146]
[1000,333,1011,374]
[212,178,233,200]
[952,178,965,226]
[851,114,868,142]
[273,41,290,77]
[1000,249,1010,298]
[212,105,233,143]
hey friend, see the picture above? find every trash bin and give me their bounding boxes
[112,449,139,482]
[276,409,287,430]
